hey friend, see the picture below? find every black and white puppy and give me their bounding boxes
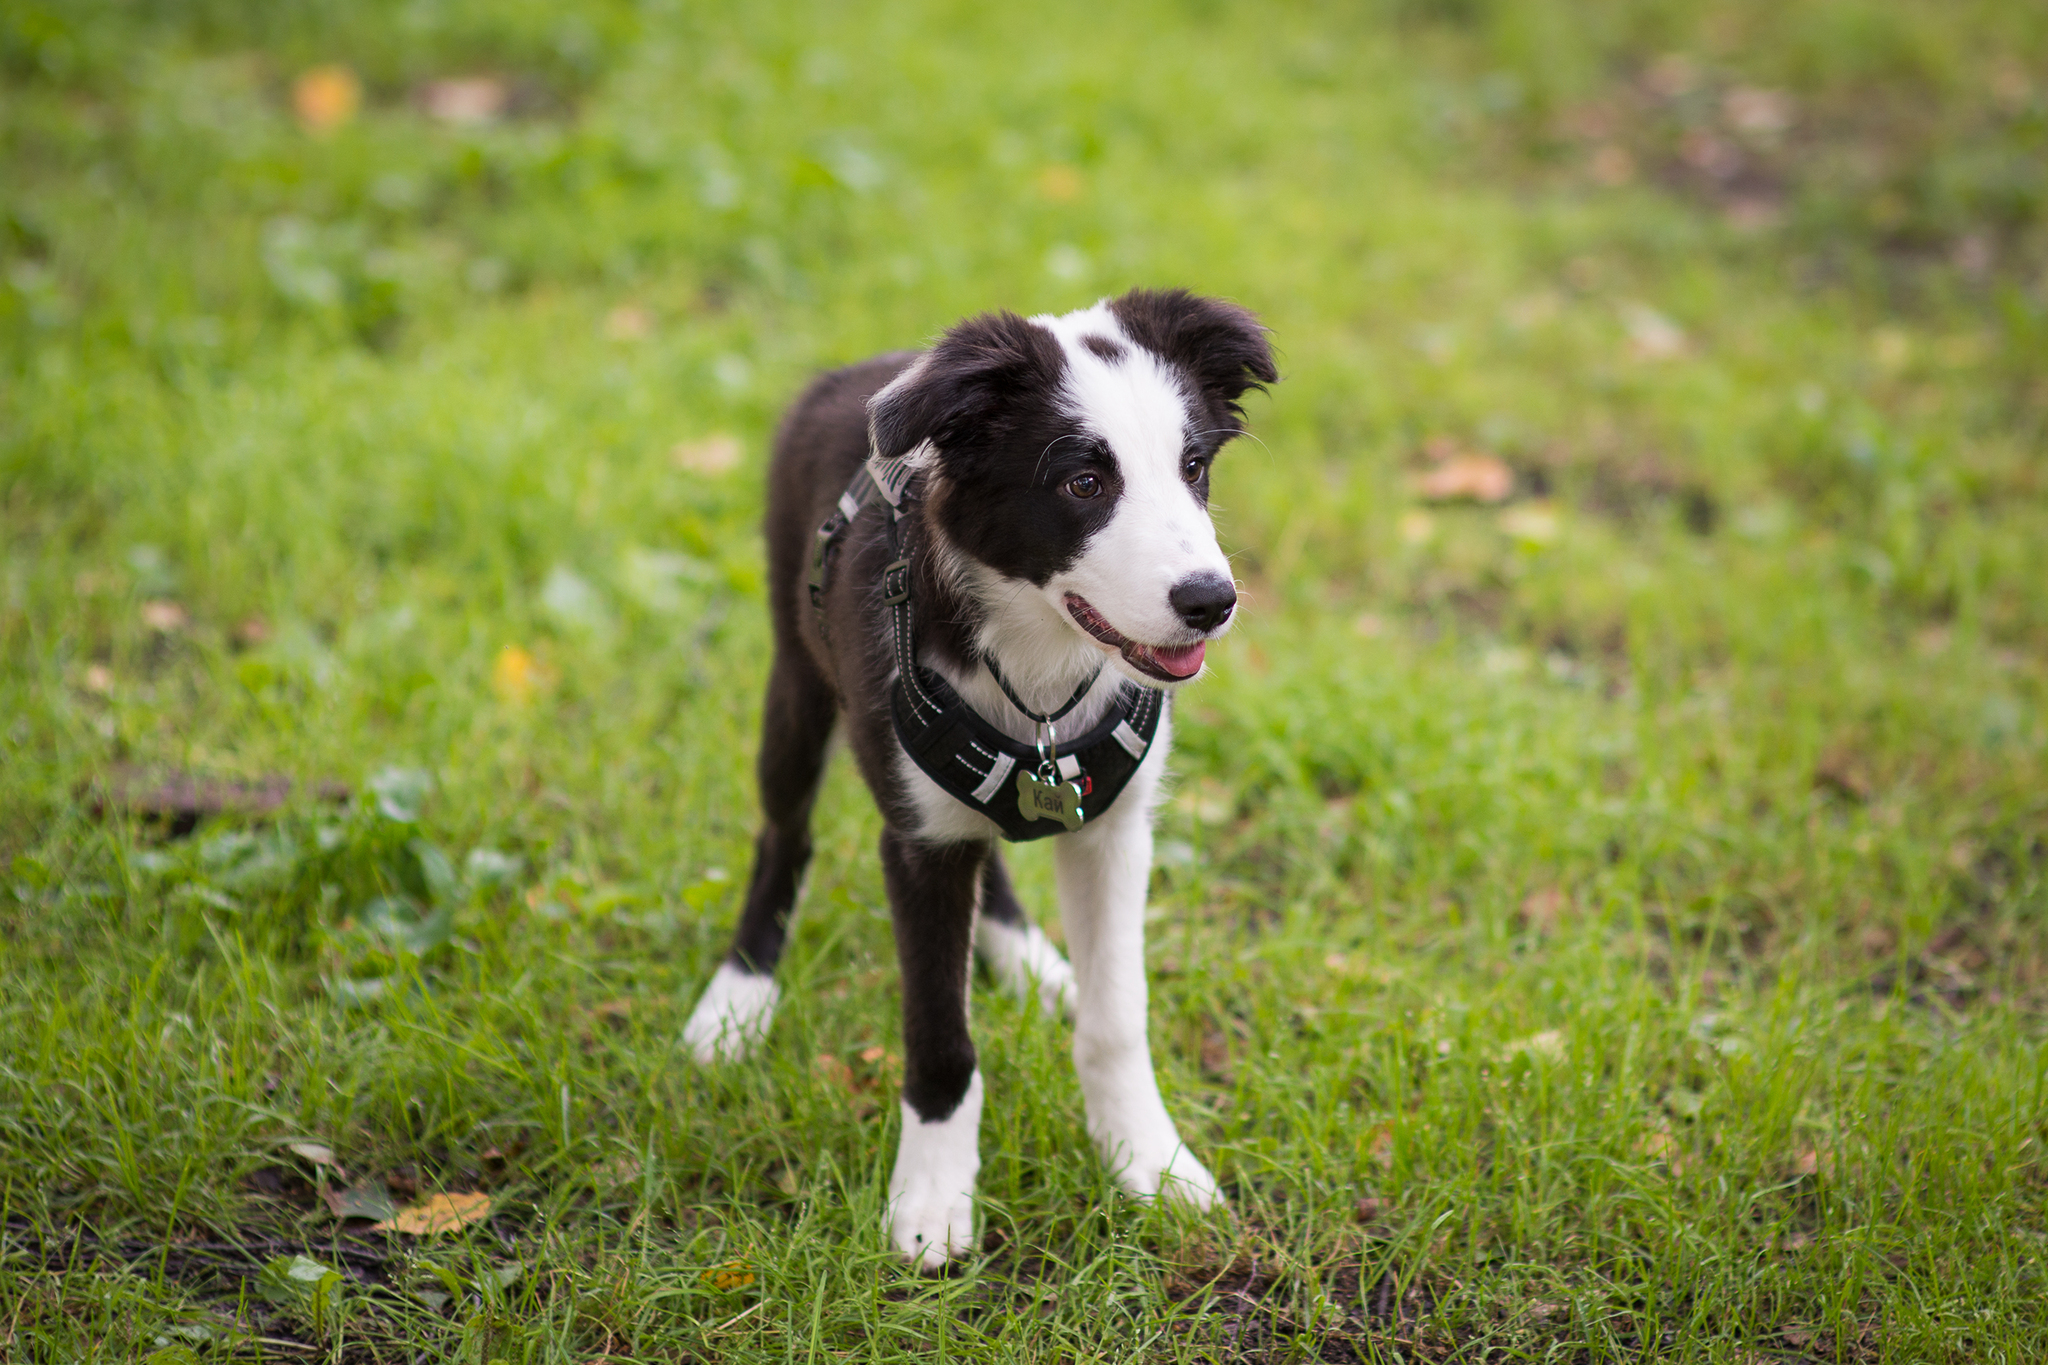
[682,289,1276,1268]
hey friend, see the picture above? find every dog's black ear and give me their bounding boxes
[1108,288,1277,417]
[868,311,1067,460]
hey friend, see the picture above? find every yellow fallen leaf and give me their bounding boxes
[1036,164,1084,203]
[293,65,361,133]
[371,1191,492,1235]
[492,644,554,705]
[701,1259,755,1291]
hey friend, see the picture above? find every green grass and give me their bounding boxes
[4,0,2047,1359]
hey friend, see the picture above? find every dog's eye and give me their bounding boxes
[1065,473,1103,499]
[1181,456,1206,485]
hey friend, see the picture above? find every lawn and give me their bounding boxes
[3,0,2047,1360]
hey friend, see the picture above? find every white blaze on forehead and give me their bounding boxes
[1030,303,1195,470]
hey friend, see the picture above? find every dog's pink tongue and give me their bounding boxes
[1146,642,1206,678]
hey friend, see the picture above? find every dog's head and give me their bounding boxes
[867,289,1276,686]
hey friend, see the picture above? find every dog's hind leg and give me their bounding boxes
[974,853,1076,1018]
[881,829,989,1269]
[683,649,837,1063]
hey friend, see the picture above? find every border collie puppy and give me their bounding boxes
[683,289,1276,1268]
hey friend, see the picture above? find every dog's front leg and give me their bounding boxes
[879,828,987,1269]
[1055,806,1221,1208]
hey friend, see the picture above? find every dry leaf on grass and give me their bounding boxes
[1792,1146,1836,1179]
[421,76,508,125]
[1723,87,1793,136]
[371,1191,493,1235]
[701,1259,755,1291]
[1519,886,1569,934]
[293,65,361,133]
[1622,303,1687,360]
[322,1181,398,1222]
[604,304,654,341]
[1413,455,1514,504]
[671,435,742,475]
[1635,1121,1696,1175]
[286,1141,346,1180]
[1813,749,1872,802]
[1591,144,1636,185]
[1036,164,1084,203]
[141,600,188,631]
[492,644,556,706]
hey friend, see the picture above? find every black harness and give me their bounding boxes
[809,454,1166,843]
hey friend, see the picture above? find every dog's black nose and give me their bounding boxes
[1168,574,1237,632]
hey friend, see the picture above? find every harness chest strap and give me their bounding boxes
[810,453,1167,843]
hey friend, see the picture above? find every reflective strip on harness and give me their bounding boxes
[970,752,1016,804]
[865,451,917,508]
[1112,720,1148,759]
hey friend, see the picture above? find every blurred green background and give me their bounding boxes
[3,1,2047,1360]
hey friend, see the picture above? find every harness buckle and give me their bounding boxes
[807,514,846,616]
[881,558,913,605]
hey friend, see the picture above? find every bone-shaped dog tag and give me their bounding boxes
[1016,768,1085,832]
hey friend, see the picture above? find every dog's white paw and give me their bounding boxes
[886,1073,983,1270]
[1101,1132,1224,1210]
[976,919,1076,1019]
[1132,1144,1224,1210]
[681,962,779,1063]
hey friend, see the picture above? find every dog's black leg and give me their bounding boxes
[976,853,1026,927]
[973,851,1077,1017]
[682,649,836,1062]
[880,828,988,1268]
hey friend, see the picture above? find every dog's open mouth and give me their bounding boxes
[1064,594,1207,682]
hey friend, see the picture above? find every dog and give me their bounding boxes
[682,288,1276,1268]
